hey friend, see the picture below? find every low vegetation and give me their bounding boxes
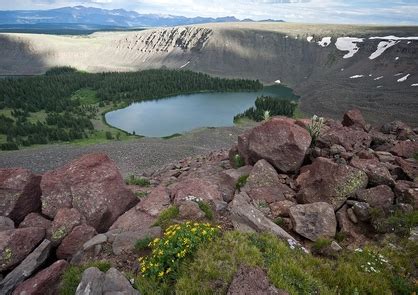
[132,230,417,295]
[234,96,297,122]
[59,260,111,295]
[0,68,262,150]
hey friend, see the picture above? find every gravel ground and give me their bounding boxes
[0,126,253,176]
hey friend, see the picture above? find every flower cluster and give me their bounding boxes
[355,248,389,273]
[138,222,221,280]
[307,114,325,143]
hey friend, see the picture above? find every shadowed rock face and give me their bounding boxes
[0,23,417,125]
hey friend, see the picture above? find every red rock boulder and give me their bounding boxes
[0,168,41,223]
[296,157,368,209]
[0,227,45,271]
[12,260,68,295]
[244,117,311,173]
[40,153,137,232]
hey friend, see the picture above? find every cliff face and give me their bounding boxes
[0,23,417,125]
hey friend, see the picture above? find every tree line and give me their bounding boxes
[0,68,262,150]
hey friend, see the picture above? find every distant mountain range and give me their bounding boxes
[0,6,284,28]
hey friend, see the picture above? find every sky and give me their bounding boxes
[1,0,418,25]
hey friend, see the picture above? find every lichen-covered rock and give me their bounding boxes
[296,157,368,209]
[289,202,336,241]
[19,213,51,231]
[40,153,137,232]
[350,158,395,187]
[0,240,51,295]
[0,168,41,223]
[245,117,311,173]
[12,259,68,295]
[56,224,96,260]
[242,159,294,204]
[48,208,83,244]
[0,227,45,271]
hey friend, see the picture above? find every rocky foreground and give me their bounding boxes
[0,109,417,294]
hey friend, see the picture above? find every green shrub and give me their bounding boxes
[197,201,214,220]
[154,206,180,227]
[312,238,332,253]
[125,175,151,187]
[138,222,220,281]
[135,236,154,252]
[232,154,245,168]
[235,175,249,190]
[59,260,111,295]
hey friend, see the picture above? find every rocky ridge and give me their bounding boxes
[0,109,417,294]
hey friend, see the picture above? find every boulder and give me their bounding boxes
[296,157,368,209]
[48,208,83,244]
[0,216,14,232]
[0,227,45,271]
[170,178,222,206]
[76,267,139,295]
[269,200,295,218]
[229,192,297,244]
[0,240,51,295]
[178,201,205,221]
[242,159,294,204]
[40,153,137,232]
[289,202,336,241]
[390,141,418,159]
[395,157,418,181]
[350,158,394,187]
[112,227,162,255]
[0,168,41,223]
[56,224,96,260]
[317,126,371,152]
[136,185,171,217]
[356,185,395,210]
[19,213,51,231]
[221,166,253,188]
[394,180,418,208]
[227,265,283,295]
[12,260,68,295]
[243,117,312,173]
[109,207,156,233]
[342,109,368,131]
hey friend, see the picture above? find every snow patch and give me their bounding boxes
[317,37,331,47]
[374,76,384,81]
[369,40,399,60]
[180,61,190,69]
[350,75,364,79]
[335,37,364,58]
[370,36,418,41]
[307,36,313,42]
[397,74,410,82]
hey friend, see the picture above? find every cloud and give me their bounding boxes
[1,0,418,25]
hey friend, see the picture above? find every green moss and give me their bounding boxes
[59,260,111,295]
[153,206,180,228]
[235,174,249,190]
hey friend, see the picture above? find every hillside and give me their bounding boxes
[0,22,417,125]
